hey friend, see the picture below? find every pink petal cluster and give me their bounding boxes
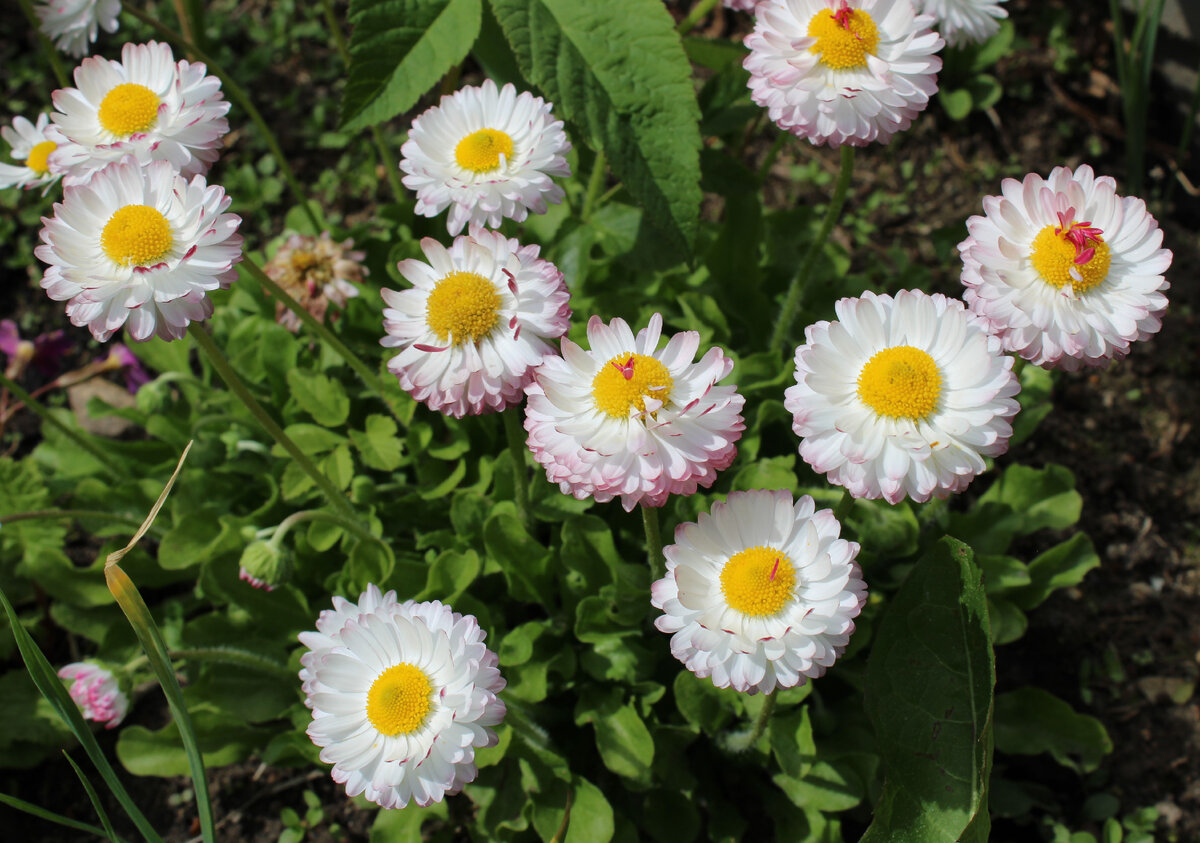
[58,662,128,728]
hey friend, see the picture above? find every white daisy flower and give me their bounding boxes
[400,80,571,235]
[34,0,121,59]
[524,313,746,511]
[652,489,866,695]
[959,165,1172,371]
[58,661,128,728]
[744,0,944,147]
[784,290,1020,504]
[0,114,66,191]
[381,226,571,418]
[35,158,243,343]
[725,0,761,10]
[915,0,1006,47]
[48,40,229,186]
[300,589,506,809]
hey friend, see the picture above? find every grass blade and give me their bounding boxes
[63,751,126,843]
[0,791,117,840]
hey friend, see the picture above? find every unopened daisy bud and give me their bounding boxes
[263,233,366,333]
[58,662,128,728]
[914,0,1007,47]
[34,0,121,59]
[959,164,1172,371]
[238,541,290,591]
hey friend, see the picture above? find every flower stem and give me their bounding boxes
[0,373,128,478]
[676,0,722,33]
[768,145,856,354]
[240,258,407,427]
[724,690,778,752]
[642,504,666,582]
[120,4,325,233]
[267,508,389,554]
[581,150,608,222]
[15,0,68,88]
[833,487,855,524]
[502,409,532,529]
[187,323,358,521]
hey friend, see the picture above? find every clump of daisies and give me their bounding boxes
[400,80,571,234]
[299,586,506,809]
[34,0,121,58]
[263,232,366,333]
[915,0,1007,47]
[785,289,1020,504]
[744,0,944,147]
[959,164,1171,371]
[652,489,866,694]
[0,114,67,192]
[524,313,746,510]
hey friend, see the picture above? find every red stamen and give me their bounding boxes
[611,356,636,380]
[1053,209,1104,266]
[769,556,781,581]
[834,2,854,29]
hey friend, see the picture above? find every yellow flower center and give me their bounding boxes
[1029,224,1112,294]
[720,546,797,617]
[26,140,56,176]
[425,270,502,345]
[97,83,161,137]
[857,345,942,420]
[591,353,673,418]
[454,128,515,173]
[807,5,879,70]
[365,663,433,736]
[100,205,174,267]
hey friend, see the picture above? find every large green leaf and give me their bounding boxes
[341,0,483,131]
[489,0,702,256]
[994,687,1112,773]
[862,537,995,842]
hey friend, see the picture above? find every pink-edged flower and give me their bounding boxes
[101,344,151,393]
[744,0,944,147]
[0,114,71,192]
[652,489,866,694]
[381,226,571,418]
[915,0,1007,47]
[263,232,366,333]
[524,313,746,511]
[300,588,506,809]
[58,662,128,728]
[959,164,1172,371]
[34,0,121,59]
[785,290,1020,504]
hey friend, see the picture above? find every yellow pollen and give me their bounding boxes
[720,546,797,617]
[857,345,942,420]
[1029,225,1112,294]
[26,140,56,176]
[807,6,880,70]
[100,205,174,267]
[97,83,160,137]
[365,663,433,736]
[591,353,673,418]
[425,270,502,345]
[454,128,515,173]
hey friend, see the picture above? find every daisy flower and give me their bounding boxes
[34,0,121,59]
[915,0,1007,47]
[784,290,1019,504]
[58,662,128,728]
[725,0,760,10]
[652,489,866,695]
[48,40,229,185]
[744,0,944,147]
[0,114,67,191]
[35,158,243,343]
[524,313,746,511]
[400,80,571,235]
[264,232,366,333]
[300,588,506,809]
[381,226,571,418]
[959,165,1172,371]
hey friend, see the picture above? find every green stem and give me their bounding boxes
[768,146,855,354]
[0,509,150,530]
[725,691,778,752]
[187,323,358,521]
[642,504,666,582]
[268,508,389,554]
[676,0,722,33]
[833,487,855,524]
[0,374,128,478]
[502,409,532,529]
[581,150,607,222]
[240,258,406,426]
[15,0,68,88]
[120,5,325,233]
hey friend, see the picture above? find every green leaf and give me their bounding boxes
[1007,533,1100,611]
[272,423,345,456]
[483,508,554,606]
[940,88,973,120]
[977,555,1031,594]
[349,414,405,471]
[286,369,350,427]
[773,759,865,813]
[116,710,272,776]
[731,455,798,493]
[673,670,734,734]
[575,691,654,784]
[159,510,242,570]
[770,705,816,780]
[566,776,614,842]
[862,537,994,843]
[490,0,702,256]
[369,798,448,841]
[418,548,481,602]
[993,687,1112,773]
[341,0,483,131]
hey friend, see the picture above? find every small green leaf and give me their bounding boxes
[418,548,481,602]
[483,508,554,607]
[349,414,404,471]
[940,88,973,120]
[575,691,654,784]
[272,424,345,456]
[673,670,734,734]
[1008,533,1100,611]
[286,369,350,426]
[116,710,271,776]
[993,687,1112,773]
[773,759,865,812]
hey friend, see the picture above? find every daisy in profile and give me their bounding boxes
[785,290,1019,504]
[744,0,944,147]
[49,40,229,185]
[300,588,506,809]
[959,165,1171,371]
[0,114,68,192]
[915,0,1007,47]
[58,662,128,728]
[524,313,746,511]
[35,158,243,342]
[34,0,121,58]
[652,489,866,695]
[381,226,571,418]
[264,232,366,332]
[400,80,571,234]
